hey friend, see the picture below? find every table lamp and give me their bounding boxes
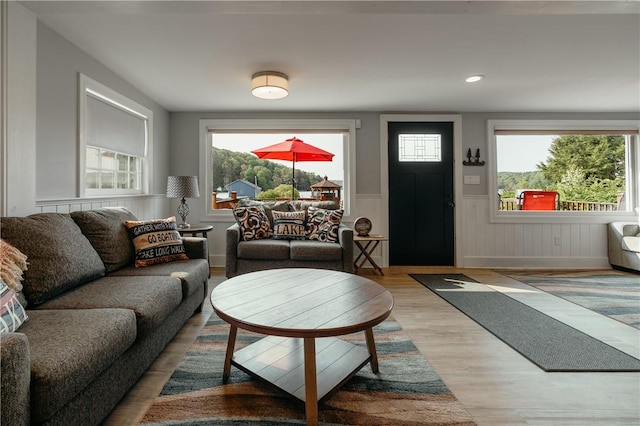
[166,176,200,228]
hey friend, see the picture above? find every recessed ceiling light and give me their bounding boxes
[465,75,484,83]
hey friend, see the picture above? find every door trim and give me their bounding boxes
[380,114,463,267]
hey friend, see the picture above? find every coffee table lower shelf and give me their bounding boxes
[231,335,371,403]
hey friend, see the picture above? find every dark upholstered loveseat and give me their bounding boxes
[225,200,354,278]
[0,208,209,426]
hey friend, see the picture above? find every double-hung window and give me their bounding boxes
[488,120,639,223]
[79,74,152,197]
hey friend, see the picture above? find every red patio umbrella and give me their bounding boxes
[251,137,334,199]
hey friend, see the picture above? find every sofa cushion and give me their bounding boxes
[71,207,138,273]
[290,240,343,261]
[109,258,209,299]
[0,279,28,333]
[622,236,640,253]
[306,207,344,243]
[272,210,307,240]
[238,239,290,260]
[289,200,339,212]
[20,308,136,424]
[125,216,189,267]
[35,276,183,337]
[0,213,105,305]
[233,206,272,241]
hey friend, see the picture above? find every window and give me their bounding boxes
[488,120,639,223]
[79,74,152,196]
[398,134,441,162]
[199,119,356,219]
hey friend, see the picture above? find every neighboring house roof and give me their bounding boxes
[225,179,261,191]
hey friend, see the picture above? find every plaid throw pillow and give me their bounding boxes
[0,278,28,333]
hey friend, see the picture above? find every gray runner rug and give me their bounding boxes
[410,274,640,372]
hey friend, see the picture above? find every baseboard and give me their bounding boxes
[463,256,611,269]
[210,254,226,268]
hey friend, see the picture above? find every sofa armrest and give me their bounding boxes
[226,223,241,277]
[338,225,354,273]
[182,237,208,260]
[1,332,30,426]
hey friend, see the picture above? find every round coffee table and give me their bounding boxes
[210,268,394,426]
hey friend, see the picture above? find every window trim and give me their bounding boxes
[487,119,639,224]
[78,73,152,197]
[199,119,357,221]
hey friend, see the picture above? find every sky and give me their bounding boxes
[212,133,344,181]
[496,135,555,173]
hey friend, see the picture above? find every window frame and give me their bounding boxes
[199,119,357,221]
[78,73,152,197]
[487,119,639,224]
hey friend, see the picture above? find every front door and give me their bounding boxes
[388,122,455,265]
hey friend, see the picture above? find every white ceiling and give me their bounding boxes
[22,1,640,113]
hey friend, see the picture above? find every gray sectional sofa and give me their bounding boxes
[0,207,210,426]
[225,200,354,278]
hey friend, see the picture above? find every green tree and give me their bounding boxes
[257,184,299,200]
[537,135,625,183]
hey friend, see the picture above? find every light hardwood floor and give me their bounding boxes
[104,267,640,426]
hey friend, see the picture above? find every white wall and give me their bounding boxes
[1,2,37,216]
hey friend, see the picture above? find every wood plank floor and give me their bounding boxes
[104,267,640,425]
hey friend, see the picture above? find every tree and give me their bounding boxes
[537,135,625,183]
[258,184,299,200]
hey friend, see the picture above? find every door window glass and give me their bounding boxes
[398,134,441,162]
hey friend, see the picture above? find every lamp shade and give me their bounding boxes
[251,71,289,99]
[167,176,200,199]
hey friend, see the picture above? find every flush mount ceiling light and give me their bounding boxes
[465,75,485,83]
[251,71,289,99]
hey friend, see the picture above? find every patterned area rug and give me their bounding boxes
[501,271,640,330]
[140,313,476,425]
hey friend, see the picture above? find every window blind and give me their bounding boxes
[86,94,147,157]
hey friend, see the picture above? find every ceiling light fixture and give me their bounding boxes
[251,71,289,99]
[465,75,484,83]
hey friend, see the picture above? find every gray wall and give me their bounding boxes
[36,22,171,200]
[170,112,381,194]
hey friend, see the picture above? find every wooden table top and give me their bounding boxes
[211,268,393,338]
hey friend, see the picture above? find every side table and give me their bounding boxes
[176,225,213,238]
[354,234,388,276]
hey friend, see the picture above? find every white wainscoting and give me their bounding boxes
[35,194,168,220]
[461,195,610,269]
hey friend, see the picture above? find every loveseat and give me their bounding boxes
[0,207,210,426]
[225,200,354,278]
[608,220,640,272]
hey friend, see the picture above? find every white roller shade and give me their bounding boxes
[86,94,146,157]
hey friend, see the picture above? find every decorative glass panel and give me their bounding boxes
[398,134,441,162]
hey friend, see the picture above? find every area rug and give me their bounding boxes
[410,274,640,372]
[500,271,640,330]
[139,313,476,425]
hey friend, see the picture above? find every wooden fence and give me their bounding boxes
[499,198,618,211]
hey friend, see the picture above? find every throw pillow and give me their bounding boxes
[124,217,189,267]
[272,210,307,240]
[0,278,28,333]
[306,207,344,243]
[0,238,28,293]
[233,206,272,241]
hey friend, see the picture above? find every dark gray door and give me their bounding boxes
[388,122,455,265]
